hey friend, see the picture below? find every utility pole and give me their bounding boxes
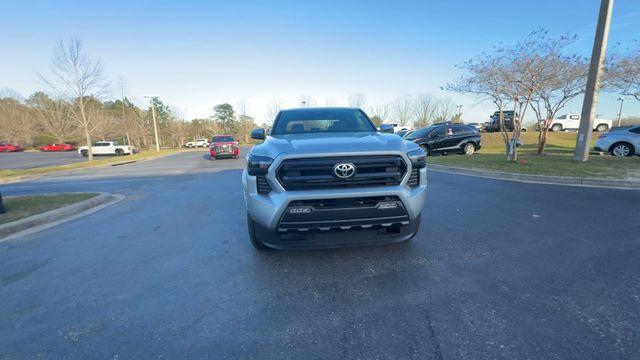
[616,96,625,127]
[144,95,161,152]
[573,0,614,162]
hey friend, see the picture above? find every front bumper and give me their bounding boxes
[242,152,427,232]
[594,139,612,153]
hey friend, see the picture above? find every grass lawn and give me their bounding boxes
[0,148,181,183]
[426,132,640,179]
[0,193,99,225]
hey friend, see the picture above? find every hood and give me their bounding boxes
[250,132,418,159]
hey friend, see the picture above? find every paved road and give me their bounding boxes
[1,151,639,359]
[0,151,86,170]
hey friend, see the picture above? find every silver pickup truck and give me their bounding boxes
[242,107,427,250]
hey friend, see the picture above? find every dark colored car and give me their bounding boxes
[39,143,75,151]
[210,135,239,160]
[395,129,411,137]
[484,111,526,132]
[0,143,24,152]
[404,124,481,155]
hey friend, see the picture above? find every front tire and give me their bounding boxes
[463,143,475,156]
[551,124,562,132]
[596,124,608,132]
[115,149,124,156]
[247,213,269,250]
[610,142,635,157]
[81,150,88,157]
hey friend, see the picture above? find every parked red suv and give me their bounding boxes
[0,143,24,152]
[210,135,239,160]
[39,143,75,152]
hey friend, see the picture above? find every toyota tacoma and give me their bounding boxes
[242,107,427,250]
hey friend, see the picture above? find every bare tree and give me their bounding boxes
[40,38,110,160]
[236,99,255,143]
[264,98,283,125]
[447,55,514,159]
[435,97,457,123]
[607,47,640,101]
[298,94,316,108]
[392,95,415,126]
[530,53,588,153]
[324,98,339,107]
[367,103,389,126]
[348,93,367,108]
[413,94,438,127]
[0,90,34,145]
[27,92,75,143]
[447,30,560,161]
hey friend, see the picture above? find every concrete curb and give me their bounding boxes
[0,192,125,242]
[427,164,640,190]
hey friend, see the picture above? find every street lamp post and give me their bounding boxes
[144,95,161,152]
[616,96,626,127]
[573,0,614,162]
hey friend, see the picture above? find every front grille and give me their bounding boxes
[278,196,409,232]
[214,145,235,153]
[256,175,272,194]
[407,168,420,187]
[277,156,406,190]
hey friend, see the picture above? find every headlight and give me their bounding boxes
[247,154,273,175]
[407,148,426,169]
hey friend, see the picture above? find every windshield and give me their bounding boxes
[212,136,235,142]
[404,126,435,139]
[271,109,376,135]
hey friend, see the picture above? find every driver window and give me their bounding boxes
[429,127,445,138]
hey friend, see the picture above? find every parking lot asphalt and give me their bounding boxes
[0,151,86,170]
[1,150,639,359]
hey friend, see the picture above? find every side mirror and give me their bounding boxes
[380,124,394,134]
[251,128,266,140]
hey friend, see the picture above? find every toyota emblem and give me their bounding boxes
[332,163,356,179]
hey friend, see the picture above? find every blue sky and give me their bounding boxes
[1,0,639,122]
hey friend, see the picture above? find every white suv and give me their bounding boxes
[549,113,612,132]
[594,126,640,157]
[185,139,209,148]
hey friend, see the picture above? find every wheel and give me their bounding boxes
[81,150,88,157]
[115,149,124,156]
[463,143,475,156]
[551,124,562,132]
[521,128,527,132]
[247,213,269,250]
[596,124,608,132]
[610,142,635,157]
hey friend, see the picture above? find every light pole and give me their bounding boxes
[456,105,463,123]
[616,96,626,127]
[573,0,614,162]
[144,95,161,152]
